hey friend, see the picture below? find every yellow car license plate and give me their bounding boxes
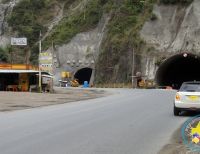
[189,96,199,101]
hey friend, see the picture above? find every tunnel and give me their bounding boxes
[74,68,92,85]
[155,53,200,89]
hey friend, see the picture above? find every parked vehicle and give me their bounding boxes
[70,79,79,87]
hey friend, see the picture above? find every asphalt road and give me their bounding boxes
[0,89,187,154]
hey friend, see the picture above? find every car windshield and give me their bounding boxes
[179,83,200,92]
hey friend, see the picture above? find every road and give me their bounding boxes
[0,89,187,154]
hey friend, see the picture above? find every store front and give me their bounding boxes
[0,64,53,92]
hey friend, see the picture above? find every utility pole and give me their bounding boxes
[51,40,54,74]
[25,46,30,66]
[9,46,13,64]
[38,31,42,93]
[132,48,135,88]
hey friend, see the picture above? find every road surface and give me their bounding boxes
[0,89,187,154]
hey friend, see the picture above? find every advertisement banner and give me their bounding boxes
[39,52,53,74]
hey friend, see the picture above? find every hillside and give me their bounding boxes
[0,0,197,84]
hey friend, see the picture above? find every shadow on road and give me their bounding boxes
[179,111,200,117]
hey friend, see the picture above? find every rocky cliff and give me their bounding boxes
[52,14,110,85]
[141,0,200,54]
[0,0,18,47]
[1,0,199,84]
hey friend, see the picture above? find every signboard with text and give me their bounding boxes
[11,37,27,46]
[39,52,53,74]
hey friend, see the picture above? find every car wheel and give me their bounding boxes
[174,106,180,116]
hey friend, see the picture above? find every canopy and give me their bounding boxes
[0,70,39,73]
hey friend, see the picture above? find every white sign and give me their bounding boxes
[11,37,27,46]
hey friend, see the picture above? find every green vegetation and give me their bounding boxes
[7,0,156,81]
[95,0,156,83]
[7,0,66,64]
[43,0,107,49]
[0,46,11,63]
[6,0,194,82]
[7,0,60,47]
[7,0,108,63]
[4,0,195,82]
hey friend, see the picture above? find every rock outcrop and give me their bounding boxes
[141,0,200,54]
[0,0,19,47]
[52,14,110,85]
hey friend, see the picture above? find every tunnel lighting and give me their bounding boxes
[183,53,188,57]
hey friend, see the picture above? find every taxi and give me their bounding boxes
[174,81,200,116]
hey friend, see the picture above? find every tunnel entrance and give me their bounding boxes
[155,53,200,89]
[74,68,92,85]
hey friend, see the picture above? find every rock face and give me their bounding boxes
[0,2,10,46]
[141,0,200,54]
[52,15,110,85]
[4,0,199,83]
[141,56,157,80]
[0,0,19,47]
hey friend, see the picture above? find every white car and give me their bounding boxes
[174,81,200,116]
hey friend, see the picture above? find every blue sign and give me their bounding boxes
[182,115,200,152]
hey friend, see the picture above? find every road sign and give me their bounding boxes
[39,52,53,74]
[11,37,27,46]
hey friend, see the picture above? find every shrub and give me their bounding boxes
[0,47,9,63]
[43,0,106,48]
[7,0,47,46]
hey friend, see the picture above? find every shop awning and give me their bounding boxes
[36,74,53,78]
[0,70,39,73]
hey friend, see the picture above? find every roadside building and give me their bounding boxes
[0,64,53,92]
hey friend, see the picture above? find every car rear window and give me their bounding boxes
[180,83,200,92]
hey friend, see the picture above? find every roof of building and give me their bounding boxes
[0,64,38,71]
[0,70,39,73]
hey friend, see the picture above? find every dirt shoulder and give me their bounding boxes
[159,112,200,154]
[158,127,188,154]
[0,87,109,112]
[158,126,200,154]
